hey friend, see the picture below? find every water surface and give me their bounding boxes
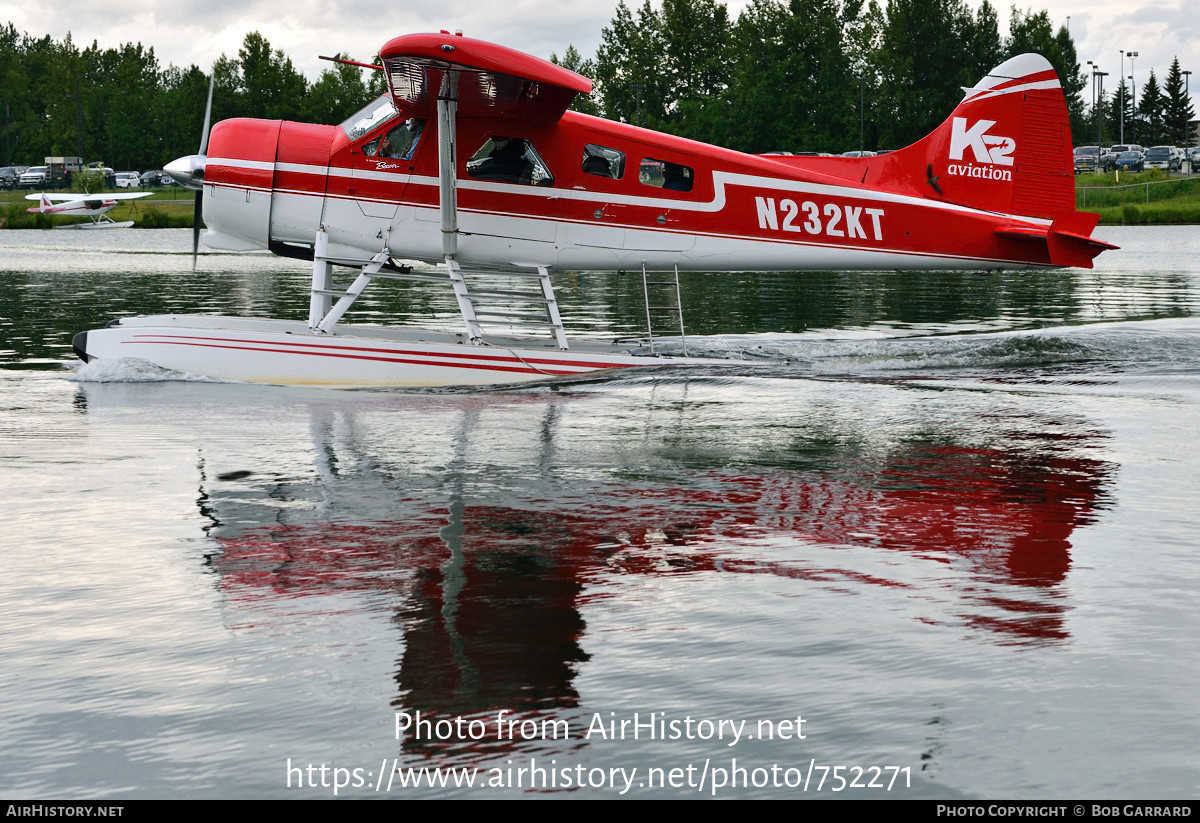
[1,227,1197,798]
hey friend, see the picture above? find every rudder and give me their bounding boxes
[894,54,1077,222]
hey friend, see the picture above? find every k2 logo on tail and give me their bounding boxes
[948,118,1016,166]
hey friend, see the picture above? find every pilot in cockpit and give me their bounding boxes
[370,118,425,160]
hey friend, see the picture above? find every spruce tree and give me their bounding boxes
[1139,70,1165,146]
[1162,58,1195,146]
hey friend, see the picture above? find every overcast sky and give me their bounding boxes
[3,0,1196,103]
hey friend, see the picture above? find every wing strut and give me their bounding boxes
[437,68,487,345]
[437,70,459,258]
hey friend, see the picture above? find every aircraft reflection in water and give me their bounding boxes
[183,391,1115,759]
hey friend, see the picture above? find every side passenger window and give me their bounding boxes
[582,144,625,179]
[466,137,554,186]
[640,158,693,192]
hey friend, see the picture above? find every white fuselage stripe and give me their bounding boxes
[210,157,1053,228]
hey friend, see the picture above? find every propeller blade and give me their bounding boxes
[191,73,213,270]
[198,75,214,156]
[192,190,203,270]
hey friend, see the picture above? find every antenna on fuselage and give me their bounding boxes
[318,53,384,72]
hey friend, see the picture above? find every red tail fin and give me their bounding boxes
[767,55,1113,267]
[25,194,53,214]
[894,53,1076,222]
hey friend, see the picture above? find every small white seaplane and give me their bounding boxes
[72,32,1116,388]
[27,191,151,228]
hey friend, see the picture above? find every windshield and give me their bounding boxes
[340,95,398,141]
[1146,148,1169,159]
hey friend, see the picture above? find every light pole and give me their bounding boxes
[1087,60,1095,140]
[631,83,644,128]
[1097,70,1108,152]
[856,75,864,153]
[1129,51,1138,141]
[1087,61,1100,149]
[1183,69,1192,147]
[1119,50,1125,143]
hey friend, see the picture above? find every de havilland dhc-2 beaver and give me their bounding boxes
[72,31,1117,387]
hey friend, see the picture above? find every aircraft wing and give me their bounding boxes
[25,193,83,202]
[26,192,152,201]
[378,33,592,123]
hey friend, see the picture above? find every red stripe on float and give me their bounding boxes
[123,334,641,375]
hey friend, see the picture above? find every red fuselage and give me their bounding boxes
[194,40,1112,274]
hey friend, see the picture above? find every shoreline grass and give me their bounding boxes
[1076,170,1200,225]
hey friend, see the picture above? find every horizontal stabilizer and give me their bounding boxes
[1046,213,1119,269]
[994,213,1117,268]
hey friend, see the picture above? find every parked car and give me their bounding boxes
[0,166,28,189]
[1114,151,1144,172]
[114,172,141,188]
[1073,146,1101,174]
[1143,146,1180,171]
[1110,144,1145,157]
[18,166,48,188]
[1188,147,1200,169]
[139,170,172,187]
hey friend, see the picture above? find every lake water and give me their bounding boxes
[1,227,1198,798]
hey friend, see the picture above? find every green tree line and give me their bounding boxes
[552,0,1089,152]
[0,24,381,170]
[1100,59,1195,147]
[557,0,1194,152]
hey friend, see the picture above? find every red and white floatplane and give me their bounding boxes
[28,191,151,229]
[73,33,1116,387]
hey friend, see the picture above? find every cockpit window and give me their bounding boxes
[363,118,425,160]
[340,95,398,140]
[466,137,554,186]
[640,158,693,192]
[582,144,625,179]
